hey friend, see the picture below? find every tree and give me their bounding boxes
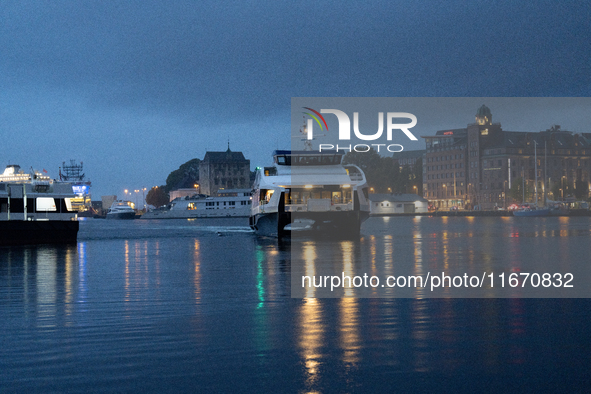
[574,180,589,200]
[551,182,562,201]
[146,186,169,208]
[411,158,423,195]
[509,177,529,203]
[342,149,424,194]
[343,149,388,192]
[165,158,201,193]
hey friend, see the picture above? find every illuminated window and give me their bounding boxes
[36,197,56,211]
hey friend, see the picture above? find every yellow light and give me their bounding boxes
[305,185,313,189]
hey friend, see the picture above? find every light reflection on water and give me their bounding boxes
[0,217,590,392]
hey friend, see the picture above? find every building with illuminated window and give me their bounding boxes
[423,105,591,210]
[199,145,251,196]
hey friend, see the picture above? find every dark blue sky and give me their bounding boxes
[1,1,590,197]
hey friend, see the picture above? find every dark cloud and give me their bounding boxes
[1,1,590,196]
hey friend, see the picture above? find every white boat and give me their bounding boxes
[249,150,370,237]
[106,200,136,220]
[0,164,79,245]
[141,189,251,219]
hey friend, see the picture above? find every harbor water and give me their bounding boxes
[1,217,590,392]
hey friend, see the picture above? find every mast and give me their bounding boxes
[534,140,538,206]
[544,140,547,206]
[522,168,525,203]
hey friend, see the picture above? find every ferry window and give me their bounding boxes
[36,197,56,211]
[259,189,274,204]
[187,203,197,210]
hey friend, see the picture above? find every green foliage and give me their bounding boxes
[164,158,201,193]
[411,158,423,196]
[146,186,169,208]
[575,180,589,200]
[551,182,562,201]
[342,149,423,194]
[509,177,530,203]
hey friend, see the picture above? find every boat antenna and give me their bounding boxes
[293,115,325,151]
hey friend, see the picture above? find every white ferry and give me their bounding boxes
[142,189,251,219]
[249,150,370,237]
[0,164,79,245]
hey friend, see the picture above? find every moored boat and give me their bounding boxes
[142,189,251,219]
[513,206,550,217]
[106,200,136,219]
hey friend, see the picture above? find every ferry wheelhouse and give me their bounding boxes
[249,150,370,237]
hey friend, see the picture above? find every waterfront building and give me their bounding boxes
[199,145,251,196]
[423,105,591,210]
[368,193,429,214]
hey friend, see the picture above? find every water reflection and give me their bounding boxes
[292,216,591,298]
[299,298,324,391]
[194,239,201,304]
[0,218,590,392]
[339,297,360,365]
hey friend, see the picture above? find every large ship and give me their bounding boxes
[142,189,251,219]
[0,164,79,245]
[249,150,370,237]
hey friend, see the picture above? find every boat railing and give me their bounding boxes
[285,200,353,212]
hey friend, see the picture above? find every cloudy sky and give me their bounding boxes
[1,1,590,197]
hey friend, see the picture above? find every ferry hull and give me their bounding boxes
[142,208,250,219]
[250,211,368,238]
[0,221,79,246]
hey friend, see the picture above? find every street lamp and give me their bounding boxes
[413,185,417,195]
[134,190,140,210]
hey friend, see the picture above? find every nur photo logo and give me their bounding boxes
[302,107,418,153]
